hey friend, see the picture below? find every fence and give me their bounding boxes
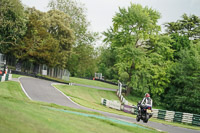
[4,54,70,81]
[10,63,70,82]
[117,81,128,105]
[0,74,12,82]
[39,65,70,81]
[101,80,200,126]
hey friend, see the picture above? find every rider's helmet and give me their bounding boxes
[145,93,150,97]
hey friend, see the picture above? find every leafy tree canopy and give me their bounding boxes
[0,0,26,53]
[11,8,75,68]
[103,3,162,96]
[48,0,99,46]
[165,14,200,40]
[164,42,200,114]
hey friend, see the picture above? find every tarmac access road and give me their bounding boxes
[19,77,199,133]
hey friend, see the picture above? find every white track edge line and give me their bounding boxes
[19,77,32,100]
[51,83,84,108]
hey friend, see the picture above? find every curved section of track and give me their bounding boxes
[19,77,199,133]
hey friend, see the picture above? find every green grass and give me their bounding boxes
[12,74,23,78]
[55,84,200,131]
[0,81,159,133]
[124,95,143,106]
[54,85,128,115]
[70,77,118,89]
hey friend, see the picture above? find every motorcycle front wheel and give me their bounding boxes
[136,115,140,122]
[143,114,149,123]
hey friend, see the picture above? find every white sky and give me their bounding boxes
[21,0,200,34]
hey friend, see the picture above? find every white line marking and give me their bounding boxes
[19,77,32,100]
[51,83,85,108]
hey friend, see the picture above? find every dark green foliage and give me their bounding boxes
[119,72,129,84]
[49,0,99,77]
[165,14,200,40]
[67,44,97,77]
[164,43,200,114]
[101,5,200,113]
[170,33,191,59]
[103,3,161,95]
[11,8,75,68]
[0,0,26,53]
[97,46,118,80]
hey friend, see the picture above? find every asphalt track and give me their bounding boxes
[18,77,199,133]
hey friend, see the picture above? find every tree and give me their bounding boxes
[68,44,97,77]
[169,33,191,59]
[0,0,26,54]
[11,8,58,70]
[43,10,75,68]
[164,14,200,59]
[97,46,118,81]
[48,0,99,46]
[164,42,200,114]
[48,0,99,77]
[165,14,200,40]
[103,3,161,95]
[11,8,75,72]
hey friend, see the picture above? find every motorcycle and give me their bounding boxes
[136,103,153,123]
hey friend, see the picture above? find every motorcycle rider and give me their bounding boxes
[138,93,153,116]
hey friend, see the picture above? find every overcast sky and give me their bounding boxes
[21,0,200,33]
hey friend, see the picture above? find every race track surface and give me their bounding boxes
[19,77,199,133]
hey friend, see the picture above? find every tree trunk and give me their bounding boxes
[126,86,131,96]
[33,63,39,74]
[15,59,22,72]
[125,61,135,96]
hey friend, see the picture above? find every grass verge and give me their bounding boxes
[54,85,135,118]
[0,81,159,133]
[12,74,24,78]
[55,84,200,131]
[70,77,118,89]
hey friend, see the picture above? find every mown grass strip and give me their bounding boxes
[70,77,118,89]
[0,81,160,133]
[44,106,149,129]
[55,84,200,131]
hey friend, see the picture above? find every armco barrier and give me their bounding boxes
[1,74,5,82]
[123,105,133,114]
[165,111,175,122]
[158,110,166,120]
[8,74,12,80]
[133,107,138,115]
[173,112,183,123]
[152,109,159,118]
[192,114,200,126]
[101,98,121,110]
[103,80,200,126]
[101,98,107,106]
[0,74,12,82]
[5,74,9,81]
[109,100,121,110]
[101,97,200,126]
[182,113,193,124]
